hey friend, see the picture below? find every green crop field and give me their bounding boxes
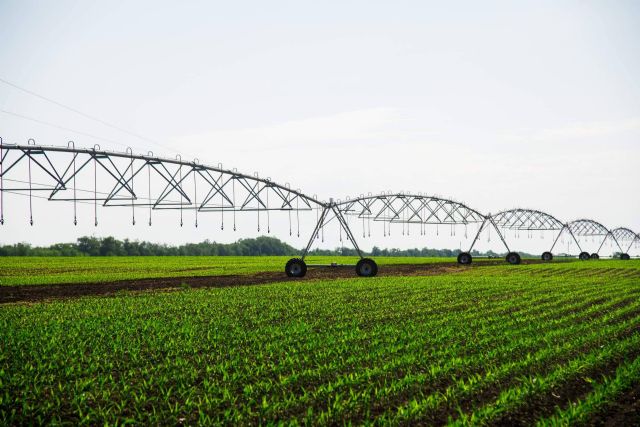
[1,259,639,425]
[0,255,462,286]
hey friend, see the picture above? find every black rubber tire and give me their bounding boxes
[506,252,521,265]
[621,253,631,261]
[579,252,590,261]
[356,258,378,277]
[457,252,472,265]
[541,251,553,262]
[590,253,600,260]
[285,258,307,278]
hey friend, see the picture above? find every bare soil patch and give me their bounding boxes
[0,259,533,304]
[597,381,640,426]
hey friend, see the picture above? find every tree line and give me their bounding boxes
[0,236,513,257]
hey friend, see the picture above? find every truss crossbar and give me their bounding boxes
[610,228,639,253]
[2,141,637,263]
[491,209,563,230]
[568,219,609,236]
[0,144,320,213]
[336,194,485,224]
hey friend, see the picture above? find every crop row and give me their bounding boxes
[0,255,460,286]
[1,264,639,424]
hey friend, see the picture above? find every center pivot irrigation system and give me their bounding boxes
[1,139,638,277]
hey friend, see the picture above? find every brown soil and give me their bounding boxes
[598,382,640,426]
[487,350,640,427]
[4,258,638,425]
[0,259,540,304]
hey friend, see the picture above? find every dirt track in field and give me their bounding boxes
[0,259,547,304]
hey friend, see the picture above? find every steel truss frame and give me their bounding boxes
[467,208,565,257]
[611,227,640,254]
[0,142,386,275]
[303,193,487,271]
[0,142,320,227]
[337,193,485,225]
[2,139,637,274]
[299,193,485,258]
[550,219,623,257]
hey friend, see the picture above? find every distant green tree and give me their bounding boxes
[77,237,101,256]
[0,235,534,257]
[99,237,124,256]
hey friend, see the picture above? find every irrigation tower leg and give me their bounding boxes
[467,219,487,253]
[563,226,591,260]
[622,236,638,256]
[567,229,582,253]
[329,205,377,276]
[463,217,514,264]
[551,225,583,254]
[301,206,330,261]
[625,239,635,254]
[595,234,608,255]
[330,205,364,259]
[457,219,487,265]
[487,217,511,254]
[543,228,566,261]
[288,202,376,277]
[596,232,623,256]
[549,227,565,253]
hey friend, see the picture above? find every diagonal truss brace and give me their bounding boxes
[301,200,364,260]
[549,224,583,253]
[595,232,623,255]
[550,224,623,255]
[467,215,511,253]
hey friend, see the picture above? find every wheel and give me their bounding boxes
[621,253,631,260]
[457,252,472,265]
[506,252,521,265]
[541,251,553,261]
[590,253,600,260]
[285,258,307,278]
[579,252,590,261]
[356,258,378,277]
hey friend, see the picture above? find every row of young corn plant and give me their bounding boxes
[536,355,640,426]
[0,255,460,286]
[1,262,639,424]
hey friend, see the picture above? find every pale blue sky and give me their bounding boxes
[0,0,638,250]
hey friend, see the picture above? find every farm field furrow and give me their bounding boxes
[536,356,640,426]
[0,255,594,287]
[1,260,639,425]
[371,308,640,424]
[0,256,464,286]
[254,284,635,394]
[209,289,636,420]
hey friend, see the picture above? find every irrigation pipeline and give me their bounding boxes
[1,140,638,275]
